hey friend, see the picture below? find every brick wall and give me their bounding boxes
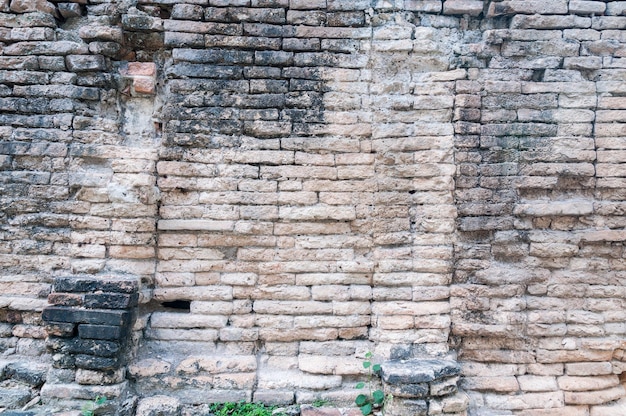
[0,0,625,414]
[451,2,626,414]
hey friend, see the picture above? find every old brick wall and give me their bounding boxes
[0,0,625,415]
[136,0,462,408]
[451,2,626,415]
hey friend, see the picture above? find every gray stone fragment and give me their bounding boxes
[135,395,181,416]
[4,362,48,387]
[65,55,106,72]
[57,3,82,18]
[0,387,32,409]
[381,359,461,384]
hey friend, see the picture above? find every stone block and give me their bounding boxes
[46,337,120,358]
[77,324,123,340]
[10,0,57,15]
[66,55,107,72]
[430,376,459,396]
[300,405,362,416]
[252,390,294,405]
[461,376,520,392]
[590,397,626,416]
[4,362,47,387]
[565,385,626,405]
[0,387,31,409]
[52,277,138,295]
[171,4,203,20]
[386,399,428,416]
[75,368,125,385]
[569,1,606,15]
[78,26,123,43]
[136,395,181,416]
[74,354,120,371]
[128,359,172,378]
[484,391,565,410]
[565,362,613,376]
[83,293,139,309]
[58,3,82,19]
[443,0,483,16]
[42,307,130,327]
[558,375,620,392]
[48,293,83,307]
[405,0,442,12]
[382,359,460,385]
[122,14,163,31]
[517,375,558,392]
[40,381,128,401]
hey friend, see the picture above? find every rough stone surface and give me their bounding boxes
[135,395,181,416]
[0,0,625,414]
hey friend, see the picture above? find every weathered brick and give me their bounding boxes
[83,293,139,309]
[52,277,138,294]
[46,337,120,358]
[10,0,57,15]
[78,324,123,340]
[443,0,483,16]
[42,307,130,327]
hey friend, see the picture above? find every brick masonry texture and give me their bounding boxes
[0,0,625,414]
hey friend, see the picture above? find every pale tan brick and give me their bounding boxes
[565,385,626,405]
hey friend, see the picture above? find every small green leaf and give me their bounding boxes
[365,351,372,359]
[360,403,373,416]
[355,394,368,406]
[363,361,371,369]
[372,364,381,373]
[355,382,365,389]
[373,390,385,404]
[81,402,94,416]
[95,396,107,405]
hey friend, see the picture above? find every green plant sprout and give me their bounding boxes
[81,396,107,416]
[355,352,386,416]
[209,401,286,416]
[312,398,333,408]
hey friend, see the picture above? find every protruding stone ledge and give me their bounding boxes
[41,276,140,410]
[381,359,468,416]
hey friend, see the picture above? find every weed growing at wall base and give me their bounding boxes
[355,352,388,415]
[209,401,286,416]
[81,396,107,416]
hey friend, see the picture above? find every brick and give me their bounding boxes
[405,0,442,12]
[569,1,606,15]
[74,354,120,371]
[565,385,626,405]
[52,277,139,294]
[517,375,558,392]
[4,41,89,56]
[443,0,483,16]
[511,15,591,29]
[42,307,130,327]
[58,3,82,18]
[46,337,120,358]
[48,293,83,307]
[77,324,123,340]
[45,322,76,337]
[83,293,139,309]
[171,4,203,20]
[10,0,57,15]
[484,391,565,410]
[558,375,620,392]
[150,312,227,329]
[516,407,589,416]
